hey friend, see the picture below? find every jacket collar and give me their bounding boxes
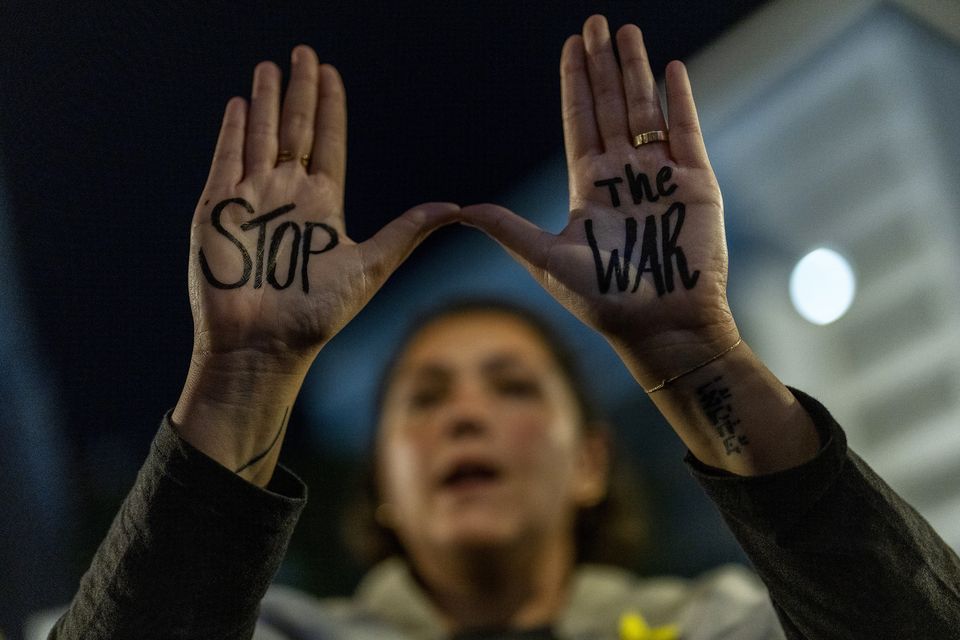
[352,557,643,639]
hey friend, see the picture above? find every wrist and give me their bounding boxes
[178,347,311,409]
[634,337,820,475]
[171,350,312,486]
[605,320,741,392]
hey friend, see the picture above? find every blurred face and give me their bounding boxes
[376,311,607,556]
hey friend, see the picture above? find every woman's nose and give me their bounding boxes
[448,417,486,439]
[441,382,490,439]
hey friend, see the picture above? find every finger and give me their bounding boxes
[665,60,711,169]
[205,97,247,189]
[582,15,630,149]
[561,35,602,163]
[279,45,320,168]
[616,25,667,141]
[309,64,347,186]
[361,203,461,282]
[244,61,282,175]
[459,204,555,272]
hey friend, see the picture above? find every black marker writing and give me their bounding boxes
[594,177,623,208]
[199,198,254,289]
[660,202,700,291]
[585,217,634,292]
[199,198,338,293]
[266,221,301,289]
[595,164,678,208]
[301,222,339,294]
[585,206,699,295]
[696,376,748,455]
[240,203,296,289]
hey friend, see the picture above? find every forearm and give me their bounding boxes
[618,327,960,633]
[688,390,960,638]
[612,330,820,476]
[51,415,306,639]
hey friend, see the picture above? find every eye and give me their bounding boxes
[409,386,445,409]
[495,378,541,398]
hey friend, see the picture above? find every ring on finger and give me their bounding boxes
[299,153,311,168]
[632,130,669,147]
[277,150,295,164]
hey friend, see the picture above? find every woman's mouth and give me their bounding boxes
[440,462,503,492]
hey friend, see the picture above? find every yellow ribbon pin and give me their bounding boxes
[619,611,680,640]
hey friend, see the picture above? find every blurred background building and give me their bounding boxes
[1,0,959,638]
[704,0,960,554]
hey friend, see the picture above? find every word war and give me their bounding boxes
[198,197,338,293]
[584,202,700,295]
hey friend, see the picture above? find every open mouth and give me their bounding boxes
[441,462,503,491]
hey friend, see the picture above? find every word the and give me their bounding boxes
[696,376,748,456]
[584,202,700,295]
[199,198,338,293]
[594,164,677,208]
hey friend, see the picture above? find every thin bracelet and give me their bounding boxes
[644,337,743,393]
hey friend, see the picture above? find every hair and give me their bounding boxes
[341,298,650,570]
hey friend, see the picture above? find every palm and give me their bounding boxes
[547,154,727,340]
[464,18,733,353]
[189,47,456,359]
[191,172,347,355]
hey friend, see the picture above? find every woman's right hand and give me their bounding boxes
[173,46,458,484]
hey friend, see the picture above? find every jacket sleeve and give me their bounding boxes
[49,414,307,640]
[686,388,960,639]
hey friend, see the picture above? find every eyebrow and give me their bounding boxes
[481,354,532,375]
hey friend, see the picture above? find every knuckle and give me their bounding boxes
[562,100,593,122]
[284,109,311,132]
[620,50,648,67]
[222,118,245,133]
[212,149,242,164]
[312,128,344,151]
[594,83,623,103]
[672,120,701,137]
[560,58,587,76]
[634,95,663,114]
[247,120,275,137]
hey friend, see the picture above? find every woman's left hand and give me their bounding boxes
[462,15,738,389]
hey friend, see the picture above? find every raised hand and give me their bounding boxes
[462,16,736,389]
[191,45,458,362]
[464,16,822,474]
[175,46,458,483]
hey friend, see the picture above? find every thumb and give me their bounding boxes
[361,202,461,280]
[460,203,555,271]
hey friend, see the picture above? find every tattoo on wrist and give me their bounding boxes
[585,164,699,295]
[696,376,749,456]
[198,197,339,293]
[235,406,290,473]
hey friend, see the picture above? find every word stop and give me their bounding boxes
[198,197,338,293]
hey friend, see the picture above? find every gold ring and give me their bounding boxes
[632,130,669,147]
[299,153,311,168]
[277,150,295,163]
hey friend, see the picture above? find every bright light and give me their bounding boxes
[789,248,856,325]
